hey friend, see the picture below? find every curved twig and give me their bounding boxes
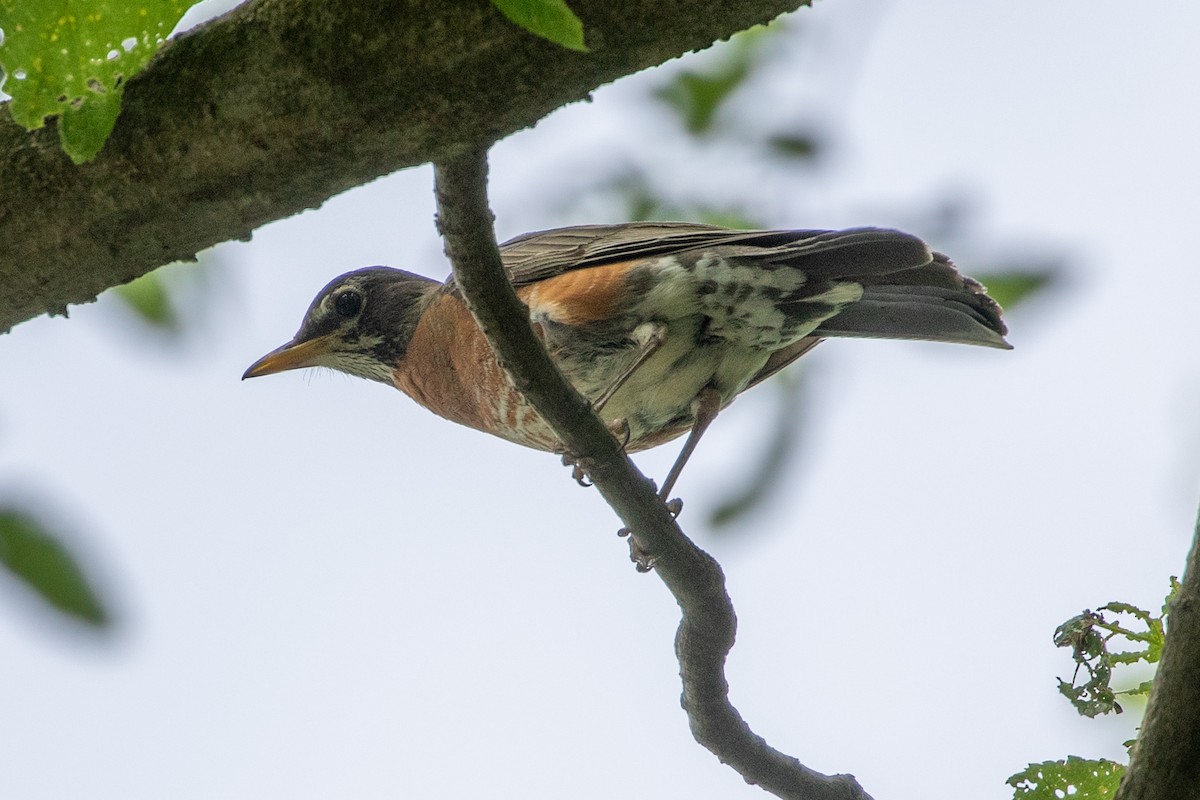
[433,146,873,800]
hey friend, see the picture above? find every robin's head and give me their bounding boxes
[243,267,440,384]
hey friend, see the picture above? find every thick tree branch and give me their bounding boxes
[0,0,805,333]
[1117,511,1200,800]
[434,147,872,800]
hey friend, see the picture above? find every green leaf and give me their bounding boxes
[973,270,1055,311]
[655,72,744,135]
[1007,757,1123,799]
[0,509,109,626]
[766,132,822,161]
[113,269,178,330]
[653,26,772,135]
[490,0,587,52]
[0,0,194,163]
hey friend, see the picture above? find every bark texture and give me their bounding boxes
[1116,515,1200,800]
[0,0,806,333]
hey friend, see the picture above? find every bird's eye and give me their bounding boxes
[333,290,363,318]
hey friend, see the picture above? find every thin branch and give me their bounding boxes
[0,0,806,333]
[1117,509,1200,800]
[433,147,873,800]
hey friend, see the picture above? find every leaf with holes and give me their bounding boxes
[1053,581,1175,718]
[1007,757,1123,799]
[0,0,193,162]
[490,0,586,52]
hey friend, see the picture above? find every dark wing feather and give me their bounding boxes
[499,222,733,284]
[495,222,884,285]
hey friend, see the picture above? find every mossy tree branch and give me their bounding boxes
[0,0,806,333]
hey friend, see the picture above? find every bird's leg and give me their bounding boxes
[558,324,660,488]
[617,388,721,572]
[607,417,631,447]
[657,385,723,503]
[592,322,667,414]
[556,324,663,489]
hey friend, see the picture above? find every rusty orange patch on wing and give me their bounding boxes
[519,260,641,325]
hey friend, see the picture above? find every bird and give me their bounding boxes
[243,222,1009,501]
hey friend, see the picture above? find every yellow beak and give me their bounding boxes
[242,336,335,379]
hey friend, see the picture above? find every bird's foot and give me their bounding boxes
[616,526,656,572]
[556,419,630,489]
[559,452,593,487]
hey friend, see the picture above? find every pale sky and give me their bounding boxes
[3,2,1199,798]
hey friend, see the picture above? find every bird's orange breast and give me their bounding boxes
[391,260,655,453]
[393,292,555,450]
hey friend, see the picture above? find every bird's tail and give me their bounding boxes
[812,252,1011,349]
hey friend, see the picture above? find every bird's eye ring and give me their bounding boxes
[333,289,363,318]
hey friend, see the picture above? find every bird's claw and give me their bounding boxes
[572,463,592,487]
[556,418,629,489]
[631,545,655,573]
[560,452,593,487]
[620,530,656,572]
[616,526,655,572]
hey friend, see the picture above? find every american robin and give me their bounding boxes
[244,222,1009,499]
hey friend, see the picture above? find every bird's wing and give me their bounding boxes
[450,223,1009,349]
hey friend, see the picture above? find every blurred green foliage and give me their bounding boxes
[2,259,214,635]
[4,255,211,637]
[766,132,822,161]
[490,0,586,52]
[104,257,219,337]
[613,172,761,230]
[975,269,1056,312]
[0,508,109,626]
[114,270,179,330]
[0,0,194,162]
[708,369,805,529]
[653,26,770,135]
